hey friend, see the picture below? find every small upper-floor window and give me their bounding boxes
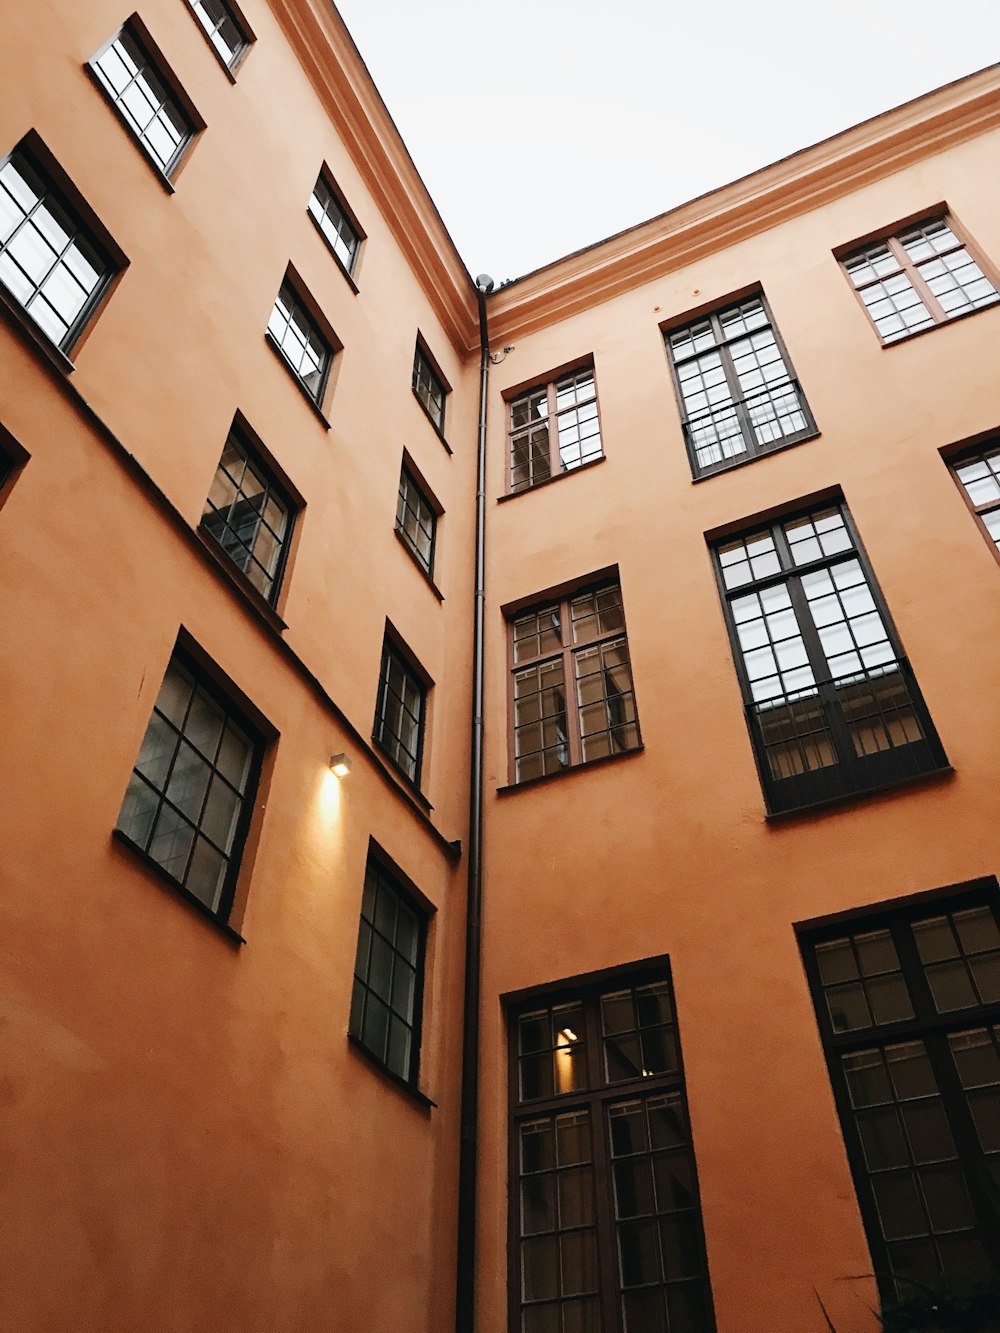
[0,138,120,353]
[509,577,641,784]
[412,340,447,434]
[266,276,334,407]
[395,462,438,578]
[711,498,947,815]
[90,20,202,180]
[949,441,1000,558]
[508,364,603,494]
[201,423,294,605]
[349,851,428,1087]
[665,292,816,479]
[373,635,428,787]
[841,215,1000,345]
[116,649,263,923]
[307,171,362,278]
[187,0,252,71]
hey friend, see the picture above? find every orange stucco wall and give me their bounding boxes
[0,1,478,1329]
[475,125,1000,1331]
[2,2,1000,1330]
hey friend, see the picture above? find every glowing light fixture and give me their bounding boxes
[329,752,352,778]
[559,1028,578,1043]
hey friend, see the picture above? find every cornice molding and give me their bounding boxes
[268,0,480,351]
[485,65,1000,344]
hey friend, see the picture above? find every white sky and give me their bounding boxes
[334,1,1000,283]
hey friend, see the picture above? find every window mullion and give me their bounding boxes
[783,573,858,772]
[547,381,560,478]
[564,607,585,767]
[890,236,948,324]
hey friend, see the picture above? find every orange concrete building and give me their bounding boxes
[1,3,1000,1331]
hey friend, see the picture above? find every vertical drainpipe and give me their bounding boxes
[456,273,494,1333]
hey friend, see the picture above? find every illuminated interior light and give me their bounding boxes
[329,752,352,778]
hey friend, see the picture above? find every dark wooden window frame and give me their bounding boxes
[505,574,642,787]
[395,451,442,587]
[113,636,276,940]
[87,16,206,190]
[412,335,450,447]
[265,264,341,422]
[505,957,716,1333]
[837,208,1000,347]
[0,132,128,363]
[944,436,1000,568]
[798,879,1000,1304]
[307,165,364,289]
[348,842,431,1096]
[663,289,818,481]
[372,627,431,794]
[710,497,948,817]
[198,411,304,615]
[504,359,605,496]
[183,0,255,80]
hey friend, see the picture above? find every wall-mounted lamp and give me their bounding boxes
[329,752,352,778]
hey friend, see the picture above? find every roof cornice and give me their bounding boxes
[486,65,1000,344]
[268,0,479,351]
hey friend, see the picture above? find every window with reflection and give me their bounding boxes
[509,579,641,784]
[201,426,292,605]
[395,463,437,577]
[711,499,947,814]
[373,637,427,786]
[0,147,114,352]
[801,886,1000,1303]
[949,442,1000,558]
[266,280,333,405]
[308,172,361,276]
[115,650,262,922]
[349,852,427,1086]
[188,0,251,70]
[510,966,715,1333]
[508,365,603,493]
[665,293,816,479]
[841,216,999,345]
[90,23,199,178]
[412,341,447,432]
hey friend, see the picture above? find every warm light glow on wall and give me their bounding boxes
[555,1027,579,1093]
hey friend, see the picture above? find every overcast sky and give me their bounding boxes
[334,2,1000,283]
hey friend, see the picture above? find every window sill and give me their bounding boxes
[764,763,955,823]
[393,527,444,600]
[307,212,360,293]
[111,828,246,946]
[875,299,1000,348]
[264,332,332,429]
[347,1034,436,1109]
[372,736,433,811]
[690,430,820,483]
[0,282,76,377]
[85,65,180,197]
[497,744,645,794]
[195,525,288,632]
[412,388,452,455]
[497,453,606,502]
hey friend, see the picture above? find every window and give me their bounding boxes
[266,279,333,405]
[0,145,115,352]
[349,853,427,1086]
[395,463,437,577]
[509,965,715,1333]
[373,637,427,786]
[201,426,292,605]
[509,579,641,784]
[665,293,816,479]
[307,172,362,278]
[841,215,1000,345]
[90,21,200,179]
[412,341,446,433]
[712,500,947,815]
[187,0,251,71]
[800,885,1000,1303]
[116,652,262,922]
[949,442,1000,557]
[507,365,604,494]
